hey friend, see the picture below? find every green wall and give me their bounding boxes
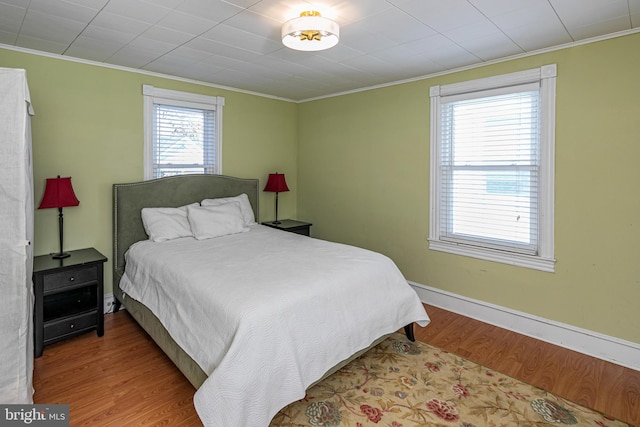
[0,48,298,295]
[2,32,638,346]
[297,32,640,345]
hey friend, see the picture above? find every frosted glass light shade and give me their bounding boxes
[282,11,339,51]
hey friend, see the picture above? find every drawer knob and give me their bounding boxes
[69,323,74,329]
[69,276,75,282]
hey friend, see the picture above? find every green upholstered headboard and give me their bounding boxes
[112,174,259,290]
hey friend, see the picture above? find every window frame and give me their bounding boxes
[143,85,224,180]
[429,65,557,272]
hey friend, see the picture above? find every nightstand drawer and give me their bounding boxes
[44,311,97,342]
[43,266,98,293]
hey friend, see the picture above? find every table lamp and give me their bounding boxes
[263,173,289,225]
[38,175,80,259]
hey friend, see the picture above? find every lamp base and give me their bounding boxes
[51,252,71,259]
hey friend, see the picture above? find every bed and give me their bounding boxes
[112,174,430,426]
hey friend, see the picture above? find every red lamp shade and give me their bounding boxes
[38,176,80,259]
[263,173,289,193]
[263,173,289,225]
[38,176,80,209]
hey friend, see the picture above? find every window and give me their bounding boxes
[143,85,224,180]
[429,65,556,272]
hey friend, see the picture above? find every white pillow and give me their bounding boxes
[187,202,249,240]
[141,203,198,242]
[201,193,255,225]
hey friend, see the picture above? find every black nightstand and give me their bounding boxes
[262,219,312,236]
[33,248,107,357]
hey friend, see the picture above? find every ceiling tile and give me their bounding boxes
[15,34,68,53]
[142,25,194,45]
[391,0,491,33]
[310,42,366,62]
[28,0,99,22]
[0,29,18,45]
[359,7,436,44]
[632,0,640,25]
[369,45,449,78]
[177,0,243,22]
[252,54,315,76]
[102,0,172,24]
[142,60,193,77]
[0,0,30,6]
[79,24,138,45]
[60,0,109,9]
[340,19,402,53]
[201,23,282,55]
[0,0,635,100]
[467,0,535,17]
[155,11,218,36]
[222,9,282,41]
[222,0,262,9]
[549,0,632,39]
[444,23,522,60]
[342,53,404,77]
[402,33,462,56]
[127,35,181,54]
[0,2,27,34]
[243,0,313,22]
[89,11,152,37]
[463,37,522,62]
[19,10,86,46]
[192,50,254,71]
[324,0,395,24]
[107,45,165,68]
[141,0,184,8]
[476,1,572,51]
[159,45,214,63]
[565,16,633,40]
[64,35,123,61]
[401,33,481,70]
[186,36,264,62]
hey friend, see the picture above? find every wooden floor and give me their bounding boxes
[33,304,640,426]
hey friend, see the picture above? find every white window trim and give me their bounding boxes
[143,84,225,180]
[429,65,556,272]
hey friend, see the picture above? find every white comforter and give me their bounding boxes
[120,224,429,426]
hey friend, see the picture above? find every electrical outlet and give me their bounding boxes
[104,294,116,314]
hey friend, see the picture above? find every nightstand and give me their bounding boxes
[33,247,107,357]
[262,219,312,236]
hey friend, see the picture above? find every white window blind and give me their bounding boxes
[440,85,540,254]
[429,65,556,272]
[143,85,224,180]
[152,103,216,178]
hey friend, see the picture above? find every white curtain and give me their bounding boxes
[0,68,35,403]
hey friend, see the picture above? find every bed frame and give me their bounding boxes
[112,174,414,390]
[112,174,260,387]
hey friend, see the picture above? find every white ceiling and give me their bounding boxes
[1,0,639,101]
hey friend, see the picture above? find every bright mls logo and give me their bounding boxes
[0,405,69,426]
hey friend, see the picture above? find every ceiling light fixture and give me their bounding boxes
[282,11,339,51]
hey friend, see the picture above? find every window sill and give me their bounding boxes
[428,239,555,272]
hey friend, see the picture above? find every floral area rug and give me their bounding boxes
[270,333,630,427]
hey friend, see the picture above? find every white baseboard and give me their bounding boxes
[409,281,640,371]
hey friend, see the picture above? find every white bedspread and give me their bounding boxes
[120,224,429,426]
